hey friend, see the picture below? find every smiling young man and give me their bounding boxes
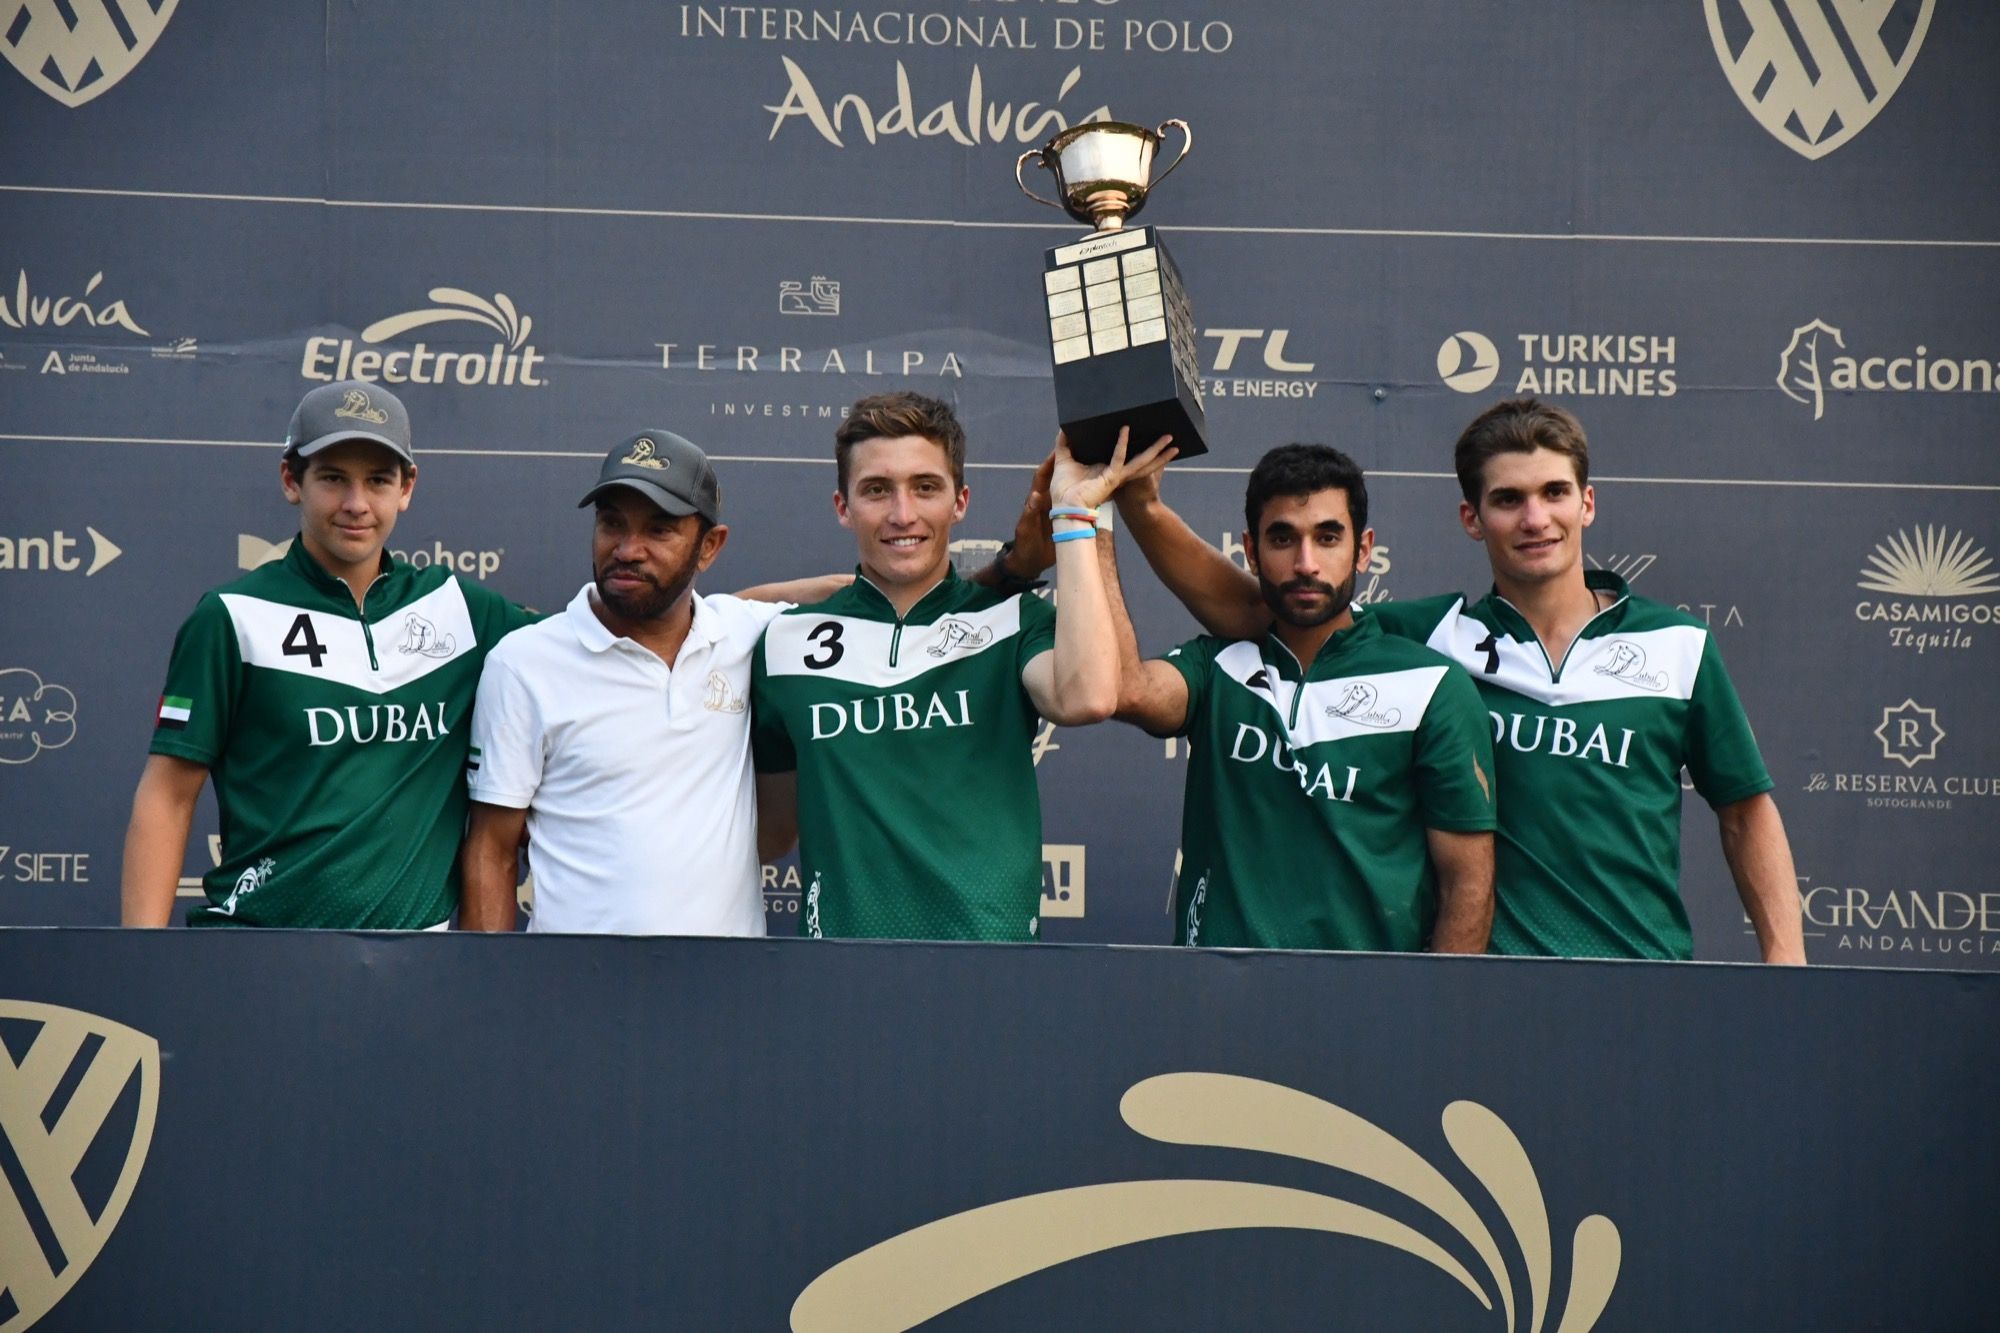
[750,391,1153,941]
[1109,444,1497,952]
[456,432,846,935]
[1365,399,1805,961]
[1109,399,1806,963]
[121,381,539,928]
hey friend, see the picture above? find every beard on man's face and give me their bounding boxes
[1257,567,1357,630]
[593,551,700,622]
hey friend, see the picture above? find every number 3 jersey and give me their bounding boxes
[1367,572,1773,960]
[148,538,536,928]
[750,568,1056,942]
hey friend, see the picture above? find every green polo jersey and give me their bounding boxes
[1164,616,1495,952]
[750,568,1057,941]
[148,539,536,928]
[1368,572,1773,960]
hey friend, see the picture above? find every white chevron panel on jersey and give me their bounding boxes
[762,598,1026,689]
[1427,608,1705,706]
[221,580,477,694]
[1214,640,1443,745]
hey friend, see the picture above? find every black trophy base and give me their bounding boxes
[1055,350,1209,465]
[1040,225,1209,466]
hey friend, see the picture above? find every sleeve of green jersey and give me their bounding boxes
[149,593,241,766]
[461,579,547,642]
[1365,594,1461,645]
[1015,591,1057,667]
[1684,633,1775,808]
[1157,635,1223,739]
[1413,665,1498,832]
[749,630,796,774]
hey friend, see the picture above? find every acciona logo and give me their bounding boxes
[1778,319,1999,420]
[302,288,547,388]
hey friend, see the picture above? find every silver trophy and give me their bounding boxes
[1017,120,1207,462]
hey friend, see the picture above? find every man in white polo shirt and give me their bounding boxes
[458,431,812,934]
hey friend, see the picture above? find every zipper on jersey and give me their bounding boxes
[1267,638,1309,729]
[358,569,390,671]
[1493,591,1626,683]
[889,620,903,668]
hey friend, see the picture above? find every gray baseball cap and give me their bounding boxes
[285,381,414,465]
[578,430,722,523]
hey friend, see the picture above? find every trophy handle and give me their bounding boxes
[1151,118,1192,186]
[1015,149,1067,212]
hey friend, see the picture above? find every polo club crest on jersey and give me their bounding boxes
[703,669,747,713]
[926,618,994,658]
[1703,0,1934,160]
[1325,680,1401,728]
[398,613,457,659]
[0,1000,161,1330]
[804,872,824,937]
[1593,642,1667,692]
[622,438,669,469]
[1183,872,1208,946]
[0,0,180,107]
[334,388,390,425]
[215,856,276,916]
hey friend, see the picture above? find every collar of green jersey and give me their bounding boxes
[1259,610,1382,681]
[285,533,401,614]
[1478,568,1632,641]
[846,562,964,623]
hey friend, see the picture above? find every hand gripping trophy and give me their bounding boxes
[1017,119,1208,464]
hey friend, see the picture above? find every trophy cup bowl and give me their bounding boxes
[1016,119,1190,230]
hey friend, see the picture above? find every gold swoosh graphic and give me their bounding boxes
[1554,1216,1622,1333]
[1444,1100,1553,1333]
[790,1075,1621,1331]
[1121,1072,1517,1331]
[789,1178,1488,1333]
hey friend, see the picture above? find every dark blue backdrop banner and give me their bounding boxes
[2,933,1997,1330]
[1,2,1995,960]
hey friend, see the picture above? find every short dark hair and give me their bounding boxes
[1244,443,1368,540]
[834,392,967,493]
[1453,398,1589,506]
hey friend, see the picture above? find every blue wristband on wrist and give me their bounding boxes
[1051,526,1099,544]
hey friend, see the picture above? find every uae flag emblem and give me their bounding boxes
[157,695,192,730]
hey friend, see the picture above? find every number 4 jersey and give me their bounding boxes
[1367,571,1773,960]
[148,538,536,927]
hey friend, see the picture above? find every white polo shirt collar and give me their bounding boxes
[567,583,723,661]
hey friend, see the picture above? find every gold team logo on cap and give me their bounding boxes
[0,1000,162,1331]
[334,388,390,426]
[792,1073,1621,1331]
[622,438,669,470]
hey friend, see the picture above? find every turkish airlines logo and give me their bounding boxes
[0,0,178,107]
[793,1073,1621,1330]
[0,1000,161,1330]
[1436,332,1500,394]
[1704,0,1933,159]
